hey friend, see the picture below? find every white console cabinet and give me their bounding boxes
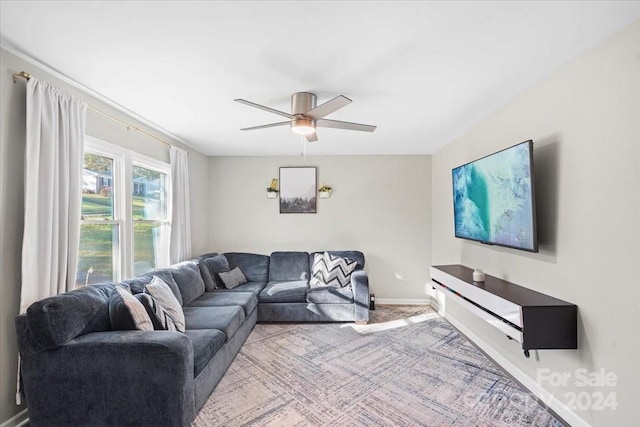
[430,265,577,357]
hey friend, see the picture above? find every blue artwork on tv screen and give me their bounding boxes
[452,140,537,252]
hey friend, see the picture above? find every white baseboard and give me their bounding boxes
[0,409,28,427]
[442,311,590,427]
[376,297,431,305]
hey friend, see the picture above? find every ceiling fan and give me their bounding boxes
[234,92,376,142]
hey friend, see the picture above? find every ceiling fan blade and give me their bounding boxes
[305,132,318,142]
[234,99,294,119]
[304,95,352,120]
[316,118,376,132]
[240,121,291,131]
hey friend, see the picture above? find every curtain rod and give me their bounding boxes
[13,70,173,149]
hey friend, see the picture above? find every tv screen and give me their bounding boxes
[452,140,538,252]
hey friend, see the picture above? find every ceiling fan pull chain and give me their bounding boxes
[301,135,307,159]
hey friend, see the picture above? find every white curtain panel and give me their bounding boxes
[170,146,191,263]
[20,78,87,313]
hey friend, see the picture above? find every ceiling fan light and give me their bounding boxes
[291,117,315,135]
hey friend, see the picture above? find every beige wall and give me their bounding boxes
[431,21,640,426]
[0,48,209,423]
[207,155,432,301]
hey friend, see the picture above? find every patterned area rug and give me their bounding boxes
[193,305,562,426]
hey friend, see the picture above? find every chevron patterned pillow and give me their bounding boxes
[310,252,358,288]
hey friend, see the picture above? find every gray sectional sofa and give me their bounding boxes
[15,250,369,426]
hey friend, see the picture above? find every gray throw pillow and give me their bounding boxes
[136,293,177,331]
[146,276,186,332]
[109,286,153,331]
[203,254,231,290]
[219,267,247,289]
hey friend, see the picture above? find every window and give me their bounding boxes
[132,163,170,275]
[77,137,171,287]
[79,152,118,286]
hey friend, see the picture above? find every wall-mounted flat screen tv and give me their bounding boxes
[452,140,538,252]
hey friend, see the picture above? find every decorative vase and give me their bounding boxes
[319,191,330,199]
[473,269,485,282]
[266,191,278,199]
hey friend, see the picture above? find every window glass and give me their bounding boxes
[133,222,169,275]
[77,221,118,286]
[132,164,169,276]
[132,165,167,220]
[82,154,113,220]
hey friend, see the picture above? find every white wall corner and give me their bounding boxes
[0,409,28,427]
[430,295,442,314]
[443,311,591,427]
[429,287,446,316]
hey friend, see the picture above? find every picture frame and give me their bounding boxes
[279,167,317,214]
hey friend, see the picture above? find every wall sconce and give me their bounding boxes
[266,178,279,199]
[318,184,332,198]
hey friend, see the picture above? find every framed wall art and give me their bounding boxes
[279,167,317,214]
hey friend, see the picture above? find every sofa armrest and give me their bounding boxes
[351,270,370,323]
[20,330,195,427]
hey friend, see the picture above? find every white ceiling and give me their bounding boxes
[1,1,639,156]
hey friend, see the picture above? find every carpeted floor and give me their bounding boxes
[192,305,562,426]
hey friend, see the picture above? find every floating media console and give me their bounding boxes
[430,265,577,358]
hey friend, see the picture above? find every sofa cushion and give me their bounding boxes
[21,283,116,353]
[185,329,226,377]
[309,252,358,288]
[146,276,186,332]
[169,261,206,306]
[145,268,183,305]
[190,255,218,292]
[194,252,219,260]
[309,250,365,271]
[203,254,231,290]
[259,280,309,303]
[215,281,266,296]
[182,306,245,341]
[219,267,248,289]
[121,276,152,295]
[187,291,258,317]
[109,287,154,331]
[224,253,270,283]
[306,286,355,304]
[136,293,177,331]
[269,252,310,282]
